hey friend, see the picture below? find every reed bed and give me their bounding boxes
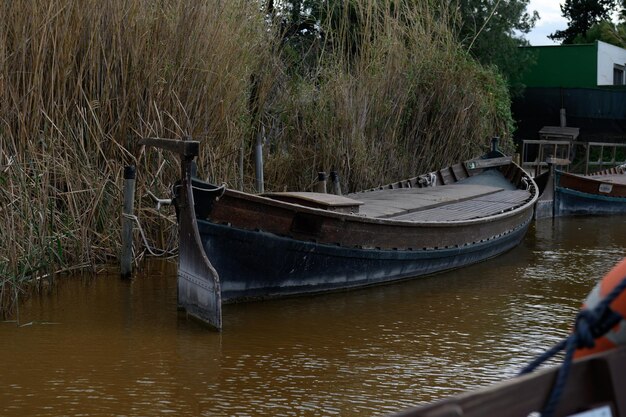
[0,0,514,317]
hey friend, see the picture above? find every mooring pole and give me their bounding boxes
[330,171,342,195]
[239,146,244,190]
[315,172,327,193]
[491,136,499,152]
[121,165,136,279]
[255,127,264,193]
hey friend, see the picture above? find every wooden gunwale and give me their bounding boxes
[202,162,538,251]
[557,170,626,198]
[208,195,533,250]
[389,346,626,417]
[207,163,537,228]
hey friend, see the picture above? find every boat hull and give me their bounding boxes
[198,215,532,303]
[555,169,626,216]
[139,137,538,330]
[556,187,626,216]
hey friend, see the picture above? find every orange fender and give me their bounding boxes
[574,258,626,359]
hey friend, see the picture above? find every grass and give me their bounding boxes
[0,0,515,317]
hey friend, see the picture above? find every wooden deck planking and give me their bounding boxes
[351,184,504,218]
[402,190,531,221]
[475,190,532,204]
[382,189,532,222]
[393,201,510,222]
[351,184,503,203]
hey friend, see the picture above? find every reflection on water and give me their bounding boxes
[1,216,625,417]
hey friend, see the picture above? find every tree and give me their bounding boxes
[549,0,618,44]
[564,0,626,47]
[453,0,539,95]
[569,20,626,47]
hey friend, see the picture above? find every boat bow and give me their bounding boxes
[139,137,222,330]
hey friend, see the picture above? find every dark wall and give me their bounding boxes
[512,87,626,143]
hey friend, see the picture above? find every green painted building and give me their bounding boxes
[520,41,626,89]
[522,44,597,88]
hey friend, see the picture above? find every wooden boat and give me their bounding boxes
[386,345,626,417]
[556,166,626,216]
[140,137,539,330]
[535,164,626,218]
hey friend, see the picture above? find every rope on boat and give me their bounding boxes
[122,213,177,257]
[191,182,226,199]
[518,274,626,417]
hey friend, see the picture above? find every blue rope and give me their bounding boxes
[519,274,626,417]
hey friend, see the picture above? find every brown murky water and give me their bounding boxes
[2,216,626,417]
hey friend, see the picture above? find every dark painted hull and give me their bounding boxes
[189,158,537,327]
[556,187,626,216]
[198,216,532,303]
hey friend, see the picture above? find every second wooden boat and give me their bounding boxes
[555,166,626,216]
[141,137,539,330]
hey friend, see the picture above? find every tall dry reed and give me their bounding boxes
[261,1,514,191]
[0,0,272,316]
[0,0,514,317]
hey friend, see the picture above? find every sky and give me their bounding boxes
[523,0,567,46]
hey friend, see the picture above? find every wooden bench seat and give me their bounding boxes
[263,192,363,213]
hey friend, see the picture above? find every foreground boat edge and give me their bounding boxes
[385,346,626,417]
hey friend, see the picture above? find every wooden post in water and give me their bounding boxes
[238,146,244,190]
[121,165,136,279]
[314,172,327,193]
[255,128,264,193]
[330,171,342,195]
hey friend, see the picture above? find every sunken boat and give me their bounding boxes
[140,137,539,330]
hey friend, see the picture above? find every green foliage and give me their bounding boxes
[550,0,618,44]
[569,20,626,47]
[551,0,626,46]
[452,0,538,96]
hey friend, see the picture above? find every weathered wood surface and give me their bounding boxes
[538,125,580,139]
[263,192,363,212]
[559,171,626,198]
[392,190,532,222]
[350,184,504,219]
[177,155,222,330]
[546,157,571,166]
[465,156,512,170]
[201,161,537,251]
[209,188,534,250]
[388,346,626,417]
[587,173,626,185]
